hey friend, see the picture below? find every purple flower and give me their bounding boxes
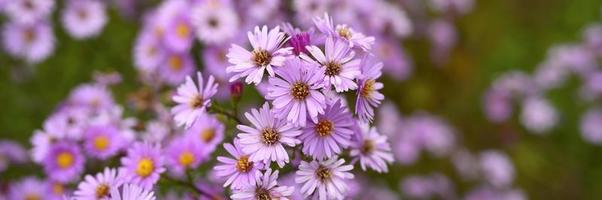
[302,37,361,92]
[295,157,354,200]
[133,32,166,72]
[74,167,120,199]
[288,31,311,55]
[350,122,394,173]
[158,52,195,86]
[185,114,225,156]
[483,88,512,123]
[300,99,354,160]
[581,108,602,145]
[44,141,85,183]
[242,0,280,21]
[237,103,302,167]
[226,25,292,85]
[110,184,156,200]
[8,177,47,200]
[292,0,330,26]
[4,0,55,24]
[119,142,165,190]
[83,123,125,160]
[0,140,27,172]
[355,55,384,122]
[267,57,327,127]
[368,2,413,38]
[231,169,294,200]
[373,36,412,81]
[313,13,374,51]
[160,1,193,52]
[479,150,515,188]
[171,71,219,128]
[213,141,263,189]
[519,96,558,134]
[2,20,55,64]
[165,136,205,175]
[68,84,114,111]
[191,1,239,45]
[61,0,107,39]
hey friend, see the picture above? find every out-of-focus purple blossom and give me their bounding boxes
[0,140,28,172]
[43,141,85,183]
[581,108,602,145]
[414,113,456,156]
[83,123,125,160]
[429,19,457,66]
[2,20,55,64]
[429,0,474,15]
[376,101,403,136]
[369,1,413,38]
[350,122,394,173]
[292,0,330,26]
[61,0,107,40]
[133,31,166,73]
[584,23,602,55]
[579,72,602,101]
[533,59,570,91]
[373,36,413,81]
[4,0,55,24]
[185,114,225,157]
[68,84,114,111]
[165,136,205,176]
[8,177,47,200]
[451,149,480,180]
[191,0,239,45]
[479,150,515,188]
[171,71,218,128]
[550,45,597,77]
[119,142,165,189]
[492,71,537,98]
[483,88,513,123]
[465,186,526,200]
[240,0,280,22]
[158,52,195,86]
[520,95,558,134]
[161,1,194,52]
[401,173,455,199]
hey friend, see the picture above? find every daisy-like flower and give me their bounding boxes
[295,157,354,200]
[313,13,374,51]
[355,55,384,122]
[302,37,361,92]
[350,122,394,173]
[73,167,120,200]
[300,99,354,160]
[4,0,55,24]
[110,184,156,200]
[231,169,294,200]
[68,84,114,111]
[119,142,165,189]
[43,141,85,183]
[133,31,166,72]
[0,141,28,172]
[165,136,204,176]
[214,141,263,189]
[2,20,55,64]
[226,25,292,85]
[237,103,302,167]
[83,123,125,160]
[171,71,219,128]
[266,58,327,127]
[61,0,107,39]
[191,0,239,45]
[8,177,47,200]
[185,114,225,156]
[158,52,195,86]
[160,0,193,52]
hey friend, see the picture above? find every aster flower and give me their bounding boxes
[191,0,239,45]
[133,32,166,72]
[581,108,602,145]
[160,1,193,52]
[4,0,55,24]
[313,13,374,51]
[519,96,558,134]
[300,100,354,160]
[119,142,165,189]
[292,0,330,26]
[213,141,264,189]
[231,169,294,200]
[158,52,195,86]
[44,141,85,183]
[355,55,384,122]
[165,136,205,176]
[295,157,354,200]
[83,123,125,160]
[68,84,114,111]
[61,0,107,39]
[266,58,327,127]
[110,184,156,200]
[479,150,515,188]
[301,37,361,92]
[73,167,120,200]
[9,177,47,200]
[185,114,225,156]
[2,20,55,64]
[350,122,394,173]
[237,103,302,167]
[242,0,280,21]
[171,71,219,128]
[226,25,292,85]
[0,140,28,172]
[374,36,412,81]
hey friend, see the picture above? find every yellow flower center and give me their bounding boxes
[252,49,272,66]
[201,128,215,142]
[255,188,271,200]
[93,135,110,151]
[315,165,331,182]
[325,61,342,77]
[315,120,333,137]
[168,55,183,71]
[178,151,195,167]
[261,128,279,145]
[189,95,204,108]
[136,158,154,177]
[235,155,253,173]
[337,27,352,39]
[95,184,110,198]
[360,79,376,98]
[176,23,190,39]
[291,82,309,100]
[56,152,74,169]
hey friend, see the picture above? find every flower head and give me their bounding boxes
[300,99,354,160]
[83,123,125,160]
[231,169,294,200]
[171,71,219,128]
[295,157,354,200]
[237,103,302,167]
[302,37,361,92]
[110,184,156,200]
[185,114,225,156]
[61,0,107,39]
[2,20,55,64]
[74,167,120,200]
[313,13,374,51]
[191,0,239,45]
[214,141,264,189]
[4,0,55,24]
[226,25,292,85]
[9,177,47,200]
[158,52,195,86]
[267,57,327,127]
[355,55,384,122]
[119,142,165,189]
[44,141,85,183]
[165,136,205,175]
[350,122,394,173]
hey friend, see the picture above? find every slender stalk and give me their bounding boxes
[209,104,243,124]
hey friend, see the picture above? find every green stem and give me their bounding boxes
[209,104,243,124]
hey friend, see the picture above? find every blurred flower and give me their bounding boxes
[61,0,107,39]
[2,20,55,64]
[110,184,156,200]
[165,136,205,176]
[376,102,403,136]
[226,25,291,85]
[428,19,457,66]
[373,36,413,81]
[237,103,301,167]
[0,140,27,172]
[161,0,193,52]
[191,0,239,45]
[44,141,85,183]
[185,114,225,156]
[483,88,512,123]
[295,157,354,200]
[231,169,294,200]
[519,96,558,134]
[8,177,47,200]
[83,123,125,160]
[301,100,354,160]
[581,108,602,145]
[214,141,263,189]
[68,84,114,111]
[350,122,394,173]
[369,1,413,38]
[73,167,120,200]
[479,150,515,188]
[171,71,218,128]
[4,0,55,24]
[355,54,384,122]
[119,142,165,189]
[133,31,166,72]
[158,52,195,86]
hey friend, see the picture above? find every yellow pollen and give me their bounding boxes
[261,128,279,145]
[315,165,331,182]
[235,155,253,172]
[176,23,190,38]
[337,27,352,39]
[136,158,154,177]
[56,152,74,169]
[255,188,272,200]
[178,151,195,167]
[201,128,216,142]
[325,61,342,77]
[52,183,64,195]
[93,135,110,151]
[360,79,376,97]
[168,56,183,71]
[315,120,333,137]
[95,184,110,198]
[252,49,272,66]
[189,95,204,108]
[291,82,309,100]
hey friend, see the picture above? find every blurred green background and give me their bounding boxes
[1,0,602,199]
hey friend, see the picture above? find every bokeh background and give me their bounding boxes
[1,0,602,199]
